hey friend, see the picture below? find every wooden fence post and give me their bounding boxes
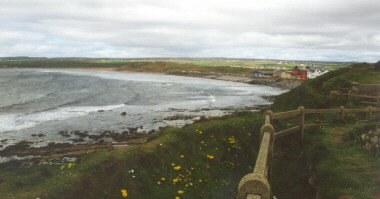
[264,110,273,125]
[298,106,304,138]
[260,124,274,187]
[367,106,373,121]
[338,106,345,121]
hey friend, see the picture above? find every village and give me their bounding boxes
[250,65,329,79]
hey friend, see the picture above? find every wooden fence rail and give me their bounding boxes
[237,106,379,199]
[330,92,380,107]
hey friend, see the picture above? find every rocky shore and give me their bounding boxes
[0,68,287,167]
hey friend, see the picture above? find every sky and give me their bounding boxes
[0,0,379,62]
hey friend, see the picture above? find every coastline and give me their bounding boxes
[1,67,303,89]
[0,68,286,166]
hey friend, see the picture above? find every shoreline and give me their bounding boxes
[0,67,303,89]
[0,67,289,166]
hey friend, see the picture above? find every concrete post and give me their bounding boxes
[339,106,345,121]
[298,106,305,138]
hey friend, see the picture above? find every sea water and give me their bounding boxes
[0,69,285,148]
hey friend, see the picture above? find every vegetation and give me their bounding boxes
[271,63,377,111]
[0,58,350,74]
[0,112,265,199]
[117,62,254,74]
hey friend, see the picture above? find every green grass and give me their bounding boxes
[271,63,378,112]
[0,58,350,73]
[0,112,265,199]
[315,124,380,199]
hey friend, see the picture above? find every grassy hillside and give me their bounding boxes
[271,63,377,111]
[0,112,266,199]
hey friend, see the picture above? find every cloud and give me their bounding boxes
[0,0,379,62]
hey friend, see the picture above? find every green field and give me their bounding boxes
[0,58,351,74]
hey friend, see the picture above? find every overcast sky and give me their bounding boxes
[0,0,379,62]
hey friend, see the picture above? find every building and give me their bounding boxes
[294,65,328,79]
[272,70,283,78]
[280,71,295,79]
[250,71,273,78]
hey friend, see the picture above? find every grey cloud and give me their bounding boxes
[0,0,379,62]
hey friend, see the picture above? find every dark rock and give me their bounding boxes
[70,138,85,143]
[73,131,89,138]
[1,139,8,143]
[98,110,105,112]
[98,139,105,144]
[3,141,32,153]
[58,130,70,137]
[89,134,101,140]
[31,134,37,137]
[127,127,139,133]
[37,134,46,137]
[0,145,3,148]
[100,131,111,138]
[47,142,72,148]
[121,112,127,116]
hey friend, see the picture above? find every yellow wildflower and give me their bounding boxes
[178,190,184,194]
[180,155,184,158]
[161,177,166,181]
[199,131,203,134]
[189,182,193,186]
[157,181,161,185]
[68,163,72,168]
[208,155,214,159]
[173,178,178,183]
[121,189,127,197]
[201,141,204,144]
[61,166,65,170]
[171,163,175,166]
[199,180,202,182]
[174,166,181,170]
[176,197,180,199]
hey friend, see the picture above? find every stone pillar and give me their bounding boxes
[298,106,305,138]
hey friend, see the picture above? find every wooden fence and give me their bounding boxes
[330,83,380,107]
[330,92,380,107]
[237,106,380,199]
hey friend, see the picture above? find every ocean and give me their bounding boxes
[0,69,285,148]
